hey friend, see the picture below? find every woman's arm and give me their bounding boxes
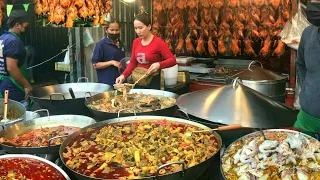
[158,40,177,69]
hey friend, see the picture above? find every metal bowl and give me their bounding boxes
[0,154,70,179]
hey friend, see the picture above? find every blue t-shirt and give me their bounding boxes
[92,37,125,86]
[0,31,26,76]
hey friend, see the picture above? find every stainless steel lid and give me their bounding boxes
[176,79,297,128]
[227,61,287,81]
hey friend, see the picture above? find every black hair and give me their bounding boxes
[7,9,29,28]
[134,13,151,26]
[103,18,120,29]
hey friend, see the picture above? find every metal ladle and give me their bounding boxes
[1,90,9,122]
[184,124,242,137]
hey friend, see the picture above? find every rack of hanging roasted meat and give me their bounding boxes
[153,0,290,58]
[34,0,112,27]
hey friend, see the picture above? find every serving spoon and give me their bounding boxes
[1,90,9,122]
[114,73,148,92]
[184,124,242,137]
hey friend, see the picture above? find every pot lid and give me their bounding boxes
[176,78,297,128]
[227,61,287,81]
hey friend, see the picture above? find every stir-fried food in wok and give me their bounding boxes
[0,157,66,180]
[0,125,79,147]
[63,120,219,179]
[0,106,22,122]
[88,93,176,113]
[221,131,320,180]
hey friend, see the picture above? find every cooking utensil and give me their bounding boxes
[68,88,76,99]
[85,89,178,121]
[59,115,223,180]
[226,60,288,102]
[0,99,26,129]
[1,90,9,122]
[0,154,71,180]
[0,109,96,159]
[176,78,298,128]
[29,77,112,115]
[184,124,242,136]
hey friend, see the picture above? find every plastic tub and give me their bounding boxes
[163,64,178,86]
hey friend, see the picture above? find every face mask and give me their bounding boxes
[307,2,320,27]
[108,33,120,41]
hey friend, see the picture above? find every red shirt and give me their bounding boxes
[122,36,176,78]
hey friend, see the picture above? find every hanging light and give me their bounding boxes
[123,0,135,2]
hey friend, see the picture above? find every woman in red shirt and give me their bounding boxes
[115,13,176,89]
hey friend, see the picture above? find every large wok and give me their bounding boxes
[29,77,113,115]
[220,129,320,180]
[59,115,223,180]
[85,89,179,120]
[0,154,71,180]
[0,109,96,159]
[0,99,26,128]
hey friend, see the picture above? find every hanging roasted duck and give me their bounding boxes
[236,7,247,23]
[228,0,239,8]
[187,0,198,10]
[202,8,211,24]
[0,9,2,27]
[253,0,264,7]
[224,7,234,23]
[93,5,100,26]
[200,20,210,40]
[47,4,55,23]
[211,7,220,24]
[166,0,175,11]
[244,35,257,57]
[233,17,245,39]
[35,1,43,16]
[196,32,206,55]
[175,35,185,55]
[176,0,186,10]
[105,0,112,14]
[60,0,71,8]
[272,40,286,57]
[231,32,241,57]
[152,21,163,39]
[86,0,95,17]
[153,0,163,12]
[218,35,227,56]
[250,6,261,23]
[165,33,174,53]
[79,3,89,19]
[212,0,224,9]
[208,20,218,39]
[53,4,66,25]
[74,0,84,8]
[270,0,281,9]
[241,0,251,8]
[208,36,217,56]
[186,32,196,54]
[259,35,272,57]
[200,0,210,8]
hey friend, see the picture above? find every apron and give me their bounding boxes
[0,31,30,103]
[294,109,320,138]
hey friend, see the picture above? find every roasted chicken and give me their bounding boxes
[244,37,257,57]
[218,36,227,56]
[196,33,206,55]
[231,33,241,56]
[186,33,196,54]
[208,36,217,56]
[272,40,285,57]
[259,36,272,57]
[175,35,185,55]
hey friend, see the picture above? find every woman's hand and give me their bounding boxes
[116,75,126,84]
[147,63,160,75]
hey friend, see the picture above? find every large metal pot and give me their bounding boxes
[227,61,288,102]
[85,89,179,120]
[0,154,71,180]
[0,109,96,159]
[59,115,223,180]
[220,129,320,179]
[0,99,26,128]
[29,77,113,115]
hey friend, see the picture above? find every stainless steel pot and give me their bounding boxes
[0,109,96,159]
[0,99,26,128]
[227,61,288,102]
[59,115,223,180]
[0,154,71,180]
[85,89,179,121]
[29,77,113,115]
[220,129,320,179]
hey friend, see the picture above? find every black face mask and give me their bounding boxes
[108,33,120,41]
[307,2,320,27]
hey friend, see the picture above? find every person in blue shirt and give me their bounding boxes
[92,19,125,86]
[0,9,32,109]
